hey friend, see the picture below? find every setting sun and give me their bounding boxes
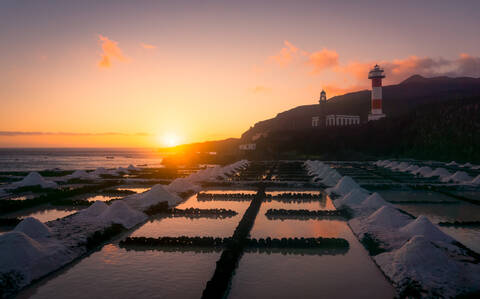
[159,133,181,147]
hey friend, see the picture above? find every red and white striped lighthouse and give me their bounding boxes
[368,64,386,121]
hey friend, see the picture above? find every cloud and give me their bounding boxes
[269,40,300,67]
[322,84,367,96]
[268,41,338,73]
[307,48,339,74]
[98,35,128,68]
[0,131,151,137]
[250,85,271,94]
[338,54,480,84]
[141,43,157,49]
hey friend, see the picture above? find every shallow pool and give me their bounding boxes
[19,208,79,223]
[230,201,395,299]
[19,244,220,299]
[86,195,121,202]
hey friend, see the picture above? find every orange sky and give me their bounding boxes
[1,1,479,148]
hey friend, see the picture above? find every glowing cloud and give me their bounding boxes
[269,40,300,67]
[98,35,128,68]
[250,85,271,94]
[307,48,339,74]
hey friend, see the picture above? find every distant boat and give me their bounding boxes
[106,156,115,159]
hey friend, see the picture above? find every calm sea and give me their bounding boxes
[0,148,164,172]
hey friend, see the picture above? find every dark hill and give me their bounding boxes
[241,75,480,141]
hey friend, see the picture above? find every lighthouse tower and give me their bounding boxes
[368,64,386,121]
[319,90,327,104]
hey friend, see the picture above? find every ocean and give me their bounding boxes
[0,148,164,172]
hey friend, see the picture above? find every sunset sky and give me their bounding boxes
[1,0,479,147]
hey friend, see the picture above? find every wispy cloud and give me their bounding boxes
[141,43,157,49]
[0,131,151,137]
[98,35,128,68]
[269,40,301,67]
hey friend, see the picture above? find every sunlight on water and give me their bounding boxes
[20,244,220,299]
[86,195,122,202]
[116,187,150,193]
[19,208,79,223]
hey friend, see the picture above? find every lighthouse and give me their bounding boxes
[368,64,386,121]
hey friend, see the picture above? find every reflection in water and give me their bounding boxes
[229,229,394,299]
[19,208,78,223]
[439,226,480,254]
[131,216,241,238]
[19,244,220,299]
[176,194,251,213]
[116,187,150,193]
[86,195,121,202]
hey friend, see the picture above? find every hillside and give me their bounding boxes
[241,75,480,141]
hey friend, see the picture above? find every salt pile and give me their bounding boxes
[470,175,480,186]
[441,171,472,183]
[385,161,399,169]
[361,192,391,210]
[91,167,117,177]
[10,172,58,189]
[411,166,433,176]
[167,178,201,194]
[78,201,109,217]
[320,170,341,187]
[374,235,480,298]
[335,188,369,207]
[404,165,419,173]
[124,184,182,210]
[127,164,139,171]
[364,205,411,230]
[99,201,147,229]
[14,217,52,239]
[393,162,410,171]
[446,161,459,166]
[64,170,96,180]
[424,167,451,178]
[399,216,452,243]
[326,176,360,196]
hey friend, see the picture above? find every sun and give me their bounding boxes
[158,133,181,147]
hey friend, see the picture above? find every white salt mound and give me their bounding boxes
[374,235,467,298]
[320,174,340,187]
[127,164,139,171]
[14,217,52,239]
[79,201,109,217]
[385,161,399,169]
[336,188,369,207]
[471,175,480,186]
[326,176,360,196]
[399,216,453,243]
[412,166,433,176]
[446,161,458,166]
[100,201,147,229]
[365,205,411,229]
[425,167,451,178]
[442,171,472,183]
[405,165,419,173]
[124,184,182,210]
[167,178,201,194]
[362,193,390,210]
[394,162,411,171]
[11,172,58,189]
[0,231,70,288]
[66,170,96,180]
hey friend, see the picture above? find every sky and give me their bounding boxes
[1,0,479,147]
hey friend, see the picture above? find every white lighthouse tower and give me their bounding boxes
[368,64,386,121]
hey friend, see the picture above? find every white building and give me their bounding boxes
[325,115,360,127]
[239,143,256,151]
